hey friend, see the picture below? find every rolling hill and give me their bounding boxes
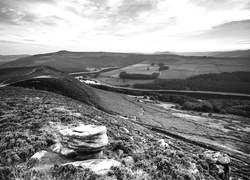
[0,54,30,63]
[0,51,156,73]
[177,49,250,58]
[0,65,105,111]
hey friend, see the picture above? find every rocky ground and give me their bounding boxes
[0,86,249,179]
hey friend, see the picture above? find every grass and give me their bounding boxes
[0,86,232,180]
[97,56,250,86]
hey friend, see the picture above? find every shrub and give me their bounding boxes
[159,65,169,71]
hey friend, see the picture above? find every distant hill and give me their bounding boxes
[0,54,30,63]
[154,51,175,55]
[177,49,250,58]
[0,66,105,110]
[0,51,157,73]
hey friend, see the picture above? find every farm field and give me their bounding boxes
[97,56,250,86]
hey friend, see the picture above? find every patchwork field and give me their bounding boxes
[97,57,250,86]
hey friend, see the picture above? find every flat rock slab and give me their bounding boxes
[62,159,121,175]
[59,125,107,138]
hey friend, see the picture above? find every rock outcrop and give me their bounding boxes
[203,151,231,180]
[62,159,121,175]
[51,124,108,160]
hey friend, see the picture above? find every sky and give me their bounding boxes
[0,0,250,55]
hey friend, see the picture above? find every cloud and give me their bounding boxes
[0,2,38,25]
[116,0,157,19]
[190,0,249,10]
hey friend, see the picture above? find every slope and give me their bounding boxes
[0,66,103,111]
[0,51,154,73]
[1,86,250,180]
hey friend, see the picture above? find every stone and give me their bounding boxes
[189,163,199,175]
[203,151,231,180]
[121,127,130,134]
[157,139,169,149]
[59,124,108,153]
[62,159,121,176]
[27,151,68,170]
[121,156,134,167]
[50,142,77,158]
[203,151,230,165]
[115,149,124,157]
[29,150,48,162]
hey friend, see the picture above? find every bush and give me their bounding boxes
[159,65,169,71]
[119,72,159,80]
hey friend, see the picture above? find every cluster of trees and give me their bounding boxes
[133,72,250,94]
[119,71,159,79]
[150,93,250,117]
[158,62,169,71]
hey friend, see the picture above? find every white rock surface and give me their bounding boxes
[157,139,169,148]
[30,150,48,161]
[63,159,121,175]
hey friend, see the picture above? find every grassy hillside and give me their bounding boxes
[0,51,155,73]
[0,54,30,63]
[0,66,103,111]
[1,86,249,180]
[2,50,249,74]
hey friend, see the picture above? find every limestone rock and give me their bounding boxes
[62,159,121,175]
[59,124,108,153]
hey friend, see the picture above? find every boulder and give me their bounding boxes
[203,151,231,180]
[62,159,121,176]
[157,139,169,149]
[59,124,108,153]
[203,151,230,165]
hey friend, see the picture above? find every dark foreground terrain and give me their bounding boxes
[0,86,250,180]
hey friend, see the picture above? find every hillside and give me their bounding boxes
[0,54,30,63]
[0,86,250,180]
[177,49,250,58]
[0,66,103,111]
[0,51,155,73]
